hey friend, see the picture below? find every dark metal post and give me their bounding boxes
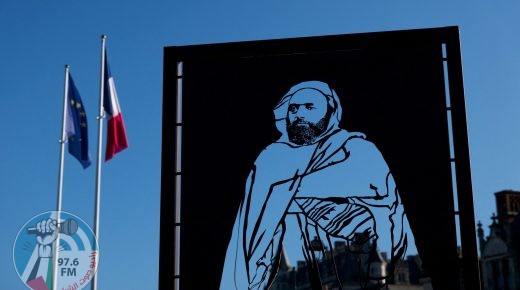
[445,27,481,290]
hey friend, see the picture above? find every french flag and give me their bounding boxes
[104,53,128,161]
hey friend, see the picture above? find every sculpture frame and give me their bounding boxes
[160,26,480,290]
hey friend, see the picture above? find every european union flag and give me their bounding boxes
[65,73,91,168]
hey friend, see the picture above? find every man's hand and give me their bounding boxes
[35,218,58,258]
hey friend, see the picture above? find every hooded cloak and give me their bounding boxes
[220,81,408,290]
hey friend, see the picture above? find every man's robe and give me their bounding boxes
[220,129,408,290]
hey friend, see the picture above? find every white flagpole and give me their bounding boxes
[57,64,69,216]
[91,34,107,290]
[53,64,69,290]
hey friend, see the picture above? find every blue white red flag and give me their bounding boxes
[104,53,128,161]
[66,73,91,168]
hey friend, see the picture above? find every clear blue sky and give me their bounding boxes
[1,1,519,289]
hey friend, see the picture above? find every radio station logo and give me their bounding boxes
[13,211,99,290]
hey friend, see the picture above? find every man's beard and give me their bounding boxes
[287,117,329,145]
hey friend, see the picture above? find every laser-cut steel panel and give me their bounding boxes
[160,27,479,290]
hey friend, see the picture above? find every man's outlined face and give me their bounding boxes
[286,89,331,145]
[287,89,329,125]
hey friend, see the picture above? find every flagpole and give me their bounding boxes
[91,34,107,290]
[57,64,69,216]
[53,64,70,290]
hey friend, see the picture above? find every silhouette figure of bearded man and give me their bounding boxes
[220,81,409,290]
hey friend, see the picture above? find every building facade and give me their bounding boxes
[478,190,520,290]
[270,238,430,290]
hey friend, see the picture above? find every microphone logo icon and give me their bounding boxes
[13,211,99,290]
